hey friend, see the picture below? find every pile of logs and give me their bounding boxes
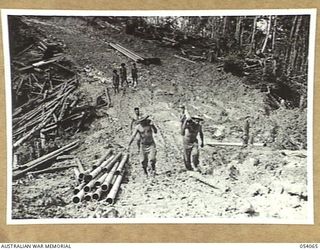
[72,149,129,204]
[11,37,104,167]
[109,42,161,65]
[12,37,75,107]
[13,140,80,180]
[13,77,77,147]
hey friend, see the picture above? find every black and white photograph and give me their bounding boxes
[2,10,315,224]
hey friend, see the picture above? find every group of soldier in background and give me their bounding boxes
[112,62,138,95]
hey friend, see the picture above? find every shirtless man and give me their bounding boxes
[181,116,204,171]
[128,116,158,176]
[130,107,142,153]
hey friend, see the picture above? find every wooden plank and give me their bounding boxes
[15,43,34,57]
[174,54,197,64]
[32,55,62,67]
[29,165,76,175]
[205,141,264,147]
[188,171,221,190]
[13,140,79,180]
[52,62,75,74]
[13,101,61,148]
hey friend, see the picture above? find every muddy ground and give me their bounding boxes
[11,17,309,222]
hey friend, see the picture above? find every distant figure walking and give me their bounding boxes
[112,69,120,94]
[131,63,138,87]
[128,115,158,177]
[181,115,204,171]
[120,63,129,87]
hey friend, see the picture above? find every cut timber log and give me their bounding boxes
[188,171,221,190]
[29,165,75,175]
[39,41,47,50]
[189,55,206,60]
[174,55,196,64]
[15,43,34,57]
[74,166,81,181]
[13,140,79,180]
[52,62,75,74]
[32,55,62,67]
[75,158,85,172]
[13,154,18,170]
[40,131,46,149]
[205,141,264,147]
[14,85,76,144]
[13,101,61,148]
[56,155,76,161]
[162,37,178,44]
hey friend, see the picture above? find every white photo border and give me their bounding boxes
[1,8,316,225]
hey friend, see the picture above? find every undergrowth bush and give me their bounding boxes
[270,108,307,150]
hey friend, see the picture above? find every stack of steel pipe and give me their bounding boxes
[109,43,144,63]
[72,150,129,204]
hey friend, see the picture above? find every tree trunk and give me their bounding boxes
[289,16,298,40]
[249,17,257,55]
[287,16,302,76]
[272,16,277,51]
[285,16,298,67]
[235,16,242,42]
[239,17,245,47]
[222,16,228,36]
[261,16,272,53]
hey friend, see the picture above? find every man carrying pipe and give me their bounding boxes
[181,115,204,171]
[128,115,157,177]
